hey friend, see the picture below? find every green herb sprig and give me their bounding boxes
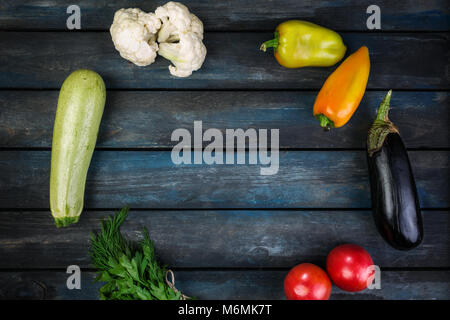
[89,207,186,300]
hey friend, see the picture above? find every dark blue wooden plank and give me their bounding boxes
[1,270,449,300]
[0,151,447,209]
[0,0,448,31]
[0,32,448,89]
[0,210,447,268]
[1,91,448,149]
[174,270,450,300]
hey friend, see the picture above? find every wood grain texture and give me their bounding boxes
[0,270,449,300]
[0,210,448,268]
[0,32,448,90]
[1,1,449,302]
[0,151,448,209]
[0,0,449,31]
[1,91,448,149]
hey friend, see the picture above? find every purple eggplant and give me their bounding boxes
[366,91,423,250]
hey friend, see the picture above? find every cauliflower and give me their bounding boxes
[155,2,204,42]
[109,3,207,77]
[155,2,207,77]
[110,8,161,66]
[158,32,207,77]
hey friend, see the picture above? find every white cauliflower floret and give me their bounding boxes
[110,8,161,66]
[155,2,204,42]
[158,32,207,77]
[109,3,207,77]
[155,2,207,77]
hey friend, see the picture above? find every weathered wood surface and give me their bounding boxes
[0,210,448,269]
[1,91,448,149]
[0,0,449,301]
[0,0,449,31]
[0,32,448,90]
[0,151,448,209]
[1,270,449,300]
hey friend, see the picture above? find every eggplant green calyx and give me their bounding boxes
[260,32,279,52]
[367,90,399,156]
[315,114,335,132]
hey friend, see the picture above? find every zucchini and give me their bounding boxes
[367,90,423,250]
[50,69,106,227]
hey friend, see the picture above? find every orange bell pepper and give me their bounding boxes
[313,46,370,130]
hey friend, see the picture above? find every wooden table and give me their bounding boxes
[0,1,448,300]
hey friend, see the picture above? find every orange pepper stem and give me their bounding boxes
[260,32,279,52]
[315,114,334,131]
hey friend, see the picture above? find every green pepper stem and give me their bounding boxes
[315,114,334,132]
[260,32,279,52]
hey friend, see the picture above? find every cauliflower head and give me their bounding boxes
[110,8,161,66]
[155,2,204,42]
[155,2,207,77]
[158,32,207,77]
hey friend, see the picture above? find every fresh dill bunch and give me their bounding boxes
[89,207,183,300]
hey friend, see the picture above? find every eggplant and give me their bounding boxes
[366,91,423,250]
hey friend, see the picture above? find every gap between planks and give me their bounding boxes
[0,267,449,272]
[0,29,448,33]
[0,208,449,212]
[0,88,449,92]
[1,148,449,152]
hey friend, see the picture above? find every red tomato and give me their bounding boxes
[326,244,375,292]
[284,263,332,300]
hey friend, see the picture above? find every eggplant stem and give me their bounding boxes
[376,89,392,122]
[367,90,399,156]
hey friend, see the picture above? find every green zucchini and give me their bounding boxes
[50,69,106,227]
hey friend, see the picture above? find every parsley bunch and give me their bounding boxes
[90,207,183,300]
